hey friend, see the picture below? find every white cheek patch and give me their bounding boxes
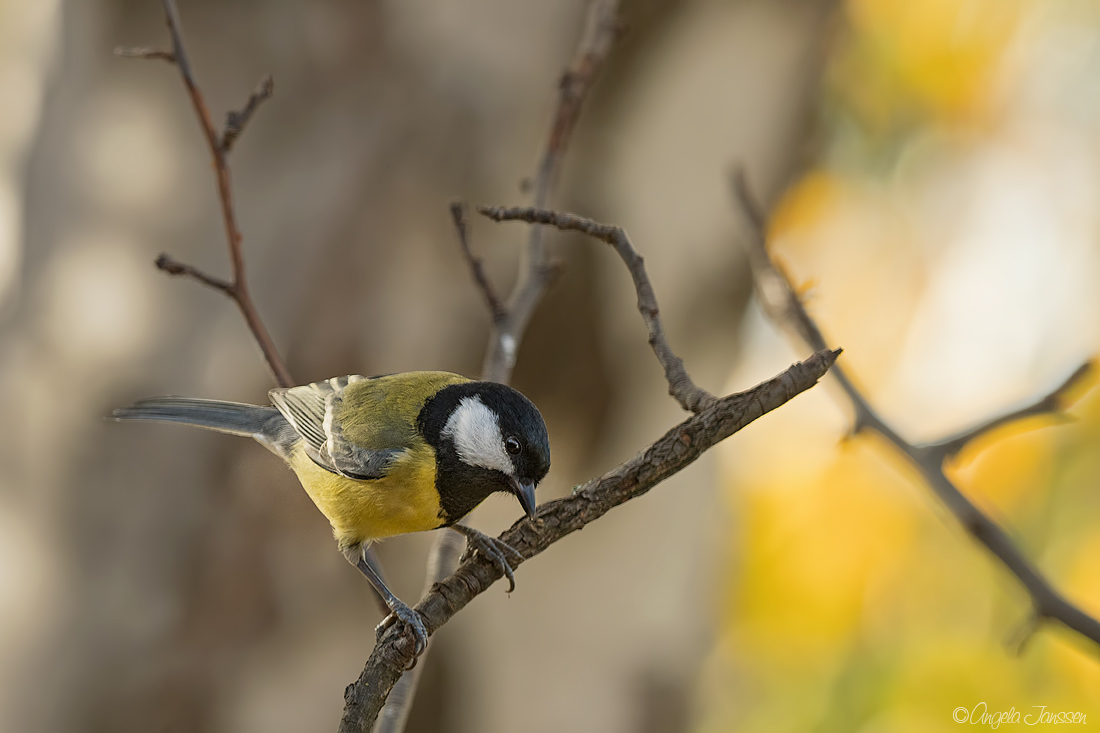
[442,396,514,475]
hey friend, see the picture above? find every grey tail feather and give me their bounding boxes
[111,397,294,454]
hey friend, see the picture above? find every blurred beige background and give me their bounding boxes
[0,0,834,731]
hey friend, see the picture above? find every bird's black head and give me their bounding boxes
[419,381,550,524]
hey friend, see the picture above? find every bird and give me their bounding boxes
[112,371,551,656]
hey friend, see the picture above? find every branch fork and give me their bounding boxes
[732,167,1100,652]
[121,0,286,387]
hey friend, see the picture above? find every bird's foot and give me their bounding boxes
[375,598,429,664]
[450,524,524,593]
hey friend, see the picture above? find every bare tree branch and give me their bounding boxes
[126,0,292,389]
[337,348,839,732]
[450,202,506,324]
[478,206,717,413]
[481,0,622,382]
[732,168,1100,652]
[919,361,1092,462]
[154,253,233,292]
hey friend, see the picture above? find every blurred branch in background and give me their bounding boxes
[450,202,506,324]
[480,0,621,383]
[116,0,289,389]
[220,75,275,154]
[732,169,1100,653]
[918,363,1090,464]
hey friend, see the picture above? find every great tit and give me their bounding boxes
[112,371,551,654]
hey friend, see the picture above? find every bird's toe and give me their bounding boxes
[452,525,523,593]
[375,601,429,664]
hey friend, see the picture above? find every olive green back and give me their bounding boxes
[337,371,470,450]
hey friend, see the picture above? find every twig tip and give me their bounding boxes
[114,46,176,63]
[154,253,178,273]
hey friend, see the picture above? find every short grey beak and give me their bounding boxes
[513,479,537,518]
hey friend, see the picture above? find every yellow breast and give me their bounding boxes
[287,442,444,548]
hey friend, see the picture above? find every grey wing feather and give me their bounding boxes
[269,376,398,480]
[269,384,327,447]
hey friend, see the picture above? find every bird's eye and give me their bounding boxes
[505,436,522,455]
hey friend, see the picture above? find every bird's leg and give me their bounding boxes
[346,544,428,661]
[449,524,525,593]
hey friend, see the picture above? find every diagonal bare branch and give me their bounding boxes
[478,206,717,413]
[732,168,1100,652]
[450,202,506,324]
[337,348,838,732]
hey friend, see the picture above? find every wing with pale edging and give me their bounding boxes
[269,372,470,480]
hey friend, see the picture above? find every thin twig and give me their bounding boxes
[919,362,1092,461]
[114,46,176,63]
[155,253,233,292]
[479,206,717,413]
[156,0,292,388]
[221,74,275,153]
[481,0,622,382]
[732,168,1100,652]
[450,202,506,324]
[337,348,838,732]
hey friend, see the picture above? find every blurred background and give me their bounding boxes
[1,0,1098,731]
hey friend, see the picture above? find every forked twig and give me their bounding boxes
[732,168,1100,651]
[918,362,1091,461]
[479,206,717,413]
[221,75,275,153]
[122,0,288,387]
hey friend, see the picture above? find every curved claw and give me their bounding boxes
[451,525,524,593]
[375,599,429,664]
